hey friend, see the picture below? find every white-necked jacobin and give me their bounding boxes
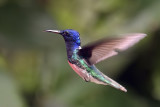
[45,29,147,92]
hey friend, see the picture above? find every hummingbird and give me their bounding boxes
[45,29,146,92]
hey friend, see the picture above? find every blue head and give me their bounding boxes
[60,29,81,46]
[45,29,81,46]
[45,29,81,57]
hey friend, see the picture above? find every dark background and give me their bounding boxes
[0,0,160,107]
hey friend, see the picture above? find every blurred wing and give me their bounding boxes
[78,33,147,65]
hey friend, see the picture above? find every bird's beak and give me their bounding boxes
[44,30,61,34]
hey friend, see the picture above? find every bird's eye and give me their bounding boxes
[63,31,69,36]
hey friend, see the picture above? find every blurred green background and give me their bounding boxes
[0,0,160,107]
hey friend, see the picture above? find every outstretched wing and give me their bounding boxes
[78,33,147,65]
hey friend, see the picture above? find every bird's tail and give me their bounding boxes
[89,66,127,92]
[102,73,127,92]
